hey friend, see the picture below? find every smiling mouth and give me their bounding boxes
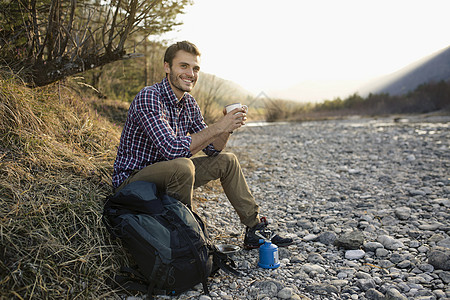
[181,77,194,84]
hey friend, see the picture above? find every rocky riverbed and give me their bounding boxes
[155,115,450,300]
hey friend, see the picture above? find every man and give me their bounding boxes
[112,41,292,249]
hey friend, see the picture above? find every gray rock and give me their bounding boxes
[305,283,339,295]
[303,234,318,242]
[409,240,420,248]
[357,278,376,291]
[417,263,434,273]
[318,231,337,245]
[364,241,384,252]
[250,280,282,297]
[438,270,450,284]
[277,287,293,299]
[394,207,411,220]
[306,253,325,264]
[301,264,326,274]
[377,235,404,250]
[297,220,313,229]
[376,248,390,257]
[409,189,426,196]
[418,245,430,253]
[385,288,408,300]
[418,223,444,231]
[378,260,395,268]
[389,253,403,264]
[345,249,365,260]
[397,260,411,269]
[334,230,365,250]
[428,248,450,270]
[365,288,385,300]
[437,237,450,249]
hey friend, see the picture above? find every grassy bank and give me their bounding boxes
[0,73,130,299]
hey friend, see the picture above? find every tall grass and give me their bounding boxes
[0,72,130,299]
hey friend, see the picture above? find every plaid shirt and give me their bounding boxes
[112,77,220,188]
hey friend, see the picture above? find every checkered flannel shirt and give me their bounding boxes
[112,77,220,188]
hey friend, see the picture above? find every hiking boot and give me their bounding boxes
[243,217,293,250]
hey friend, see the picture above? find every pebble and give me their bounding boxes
[377,235,404,250]
[154,117,450,300]
[364,241,384,252]
[345,249,366,260]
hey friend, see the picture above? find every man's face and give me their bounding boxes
[164,50,200,99]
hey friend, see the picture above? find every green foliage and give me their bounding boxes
[81,40,167,101]
[0,0,192,86]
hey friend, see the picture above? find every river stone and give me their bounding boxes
[301,264,326,274]
[418,223,443,231]
[377,235,404,250]
[428,247,450,270]
[438,271,450,284]
[364,241,384,252]
[307,253,325,264]
[437,237,450,249]
[385,288,408,300]
[277,287,293,299]
[345,249,366,260]
[334,230,365,250]
[305,284,339,295]
[365,288,385,300]
[376,248,390,257]
[394,207,411,220]
[356,278,376,291]
[250,280,282,297]
[318,231,337,245]
[303,234,318,242]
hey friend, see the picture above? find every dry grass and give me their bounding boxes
[0,72,132,299]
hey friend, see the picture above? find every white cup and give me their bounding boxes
[225,103,248,115]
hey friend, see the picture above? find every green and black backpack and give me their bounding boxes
[102,181,240,298]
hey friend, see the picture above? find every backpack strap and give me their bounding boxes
[212,249,242,276]
[113,266,169,299]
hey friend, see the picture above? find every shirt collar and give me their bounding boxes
[162,77,187,108]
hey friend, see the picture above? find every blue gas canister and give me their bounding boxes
[258,239,280,269]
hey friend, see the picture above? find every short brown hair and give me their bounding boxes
[164,41,201,67]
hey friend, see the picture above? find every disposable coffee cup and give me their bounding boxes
[225,103,248,115]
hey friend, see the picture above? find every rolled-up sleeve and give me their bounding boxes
[203,143,220,156]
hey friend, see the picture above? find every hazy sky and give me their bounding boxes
[160,0,450,102]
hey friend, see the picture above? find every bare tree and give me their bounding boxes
[0,0,191,86]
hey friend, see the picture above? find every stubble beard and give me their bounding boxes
[169,72,195,95]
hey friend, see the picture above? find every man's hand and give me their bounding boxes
[220,107,248,132]
[190,107,248,154]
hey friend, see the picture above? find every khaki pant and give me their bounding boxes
[115,152,260,228]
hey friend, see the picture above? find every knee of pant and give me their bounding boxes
[221,152,238,165]
[172,157,195,178]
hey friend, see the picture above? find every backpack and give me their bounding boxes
[102,181,240,298]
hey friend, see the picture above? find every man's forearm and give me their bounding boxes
[190,109,245,154]
[211,132,231,151]
[190,123,224,155]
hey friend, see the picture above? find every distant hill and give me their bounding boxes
[194,72,256,106]
[360,45,450,96]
